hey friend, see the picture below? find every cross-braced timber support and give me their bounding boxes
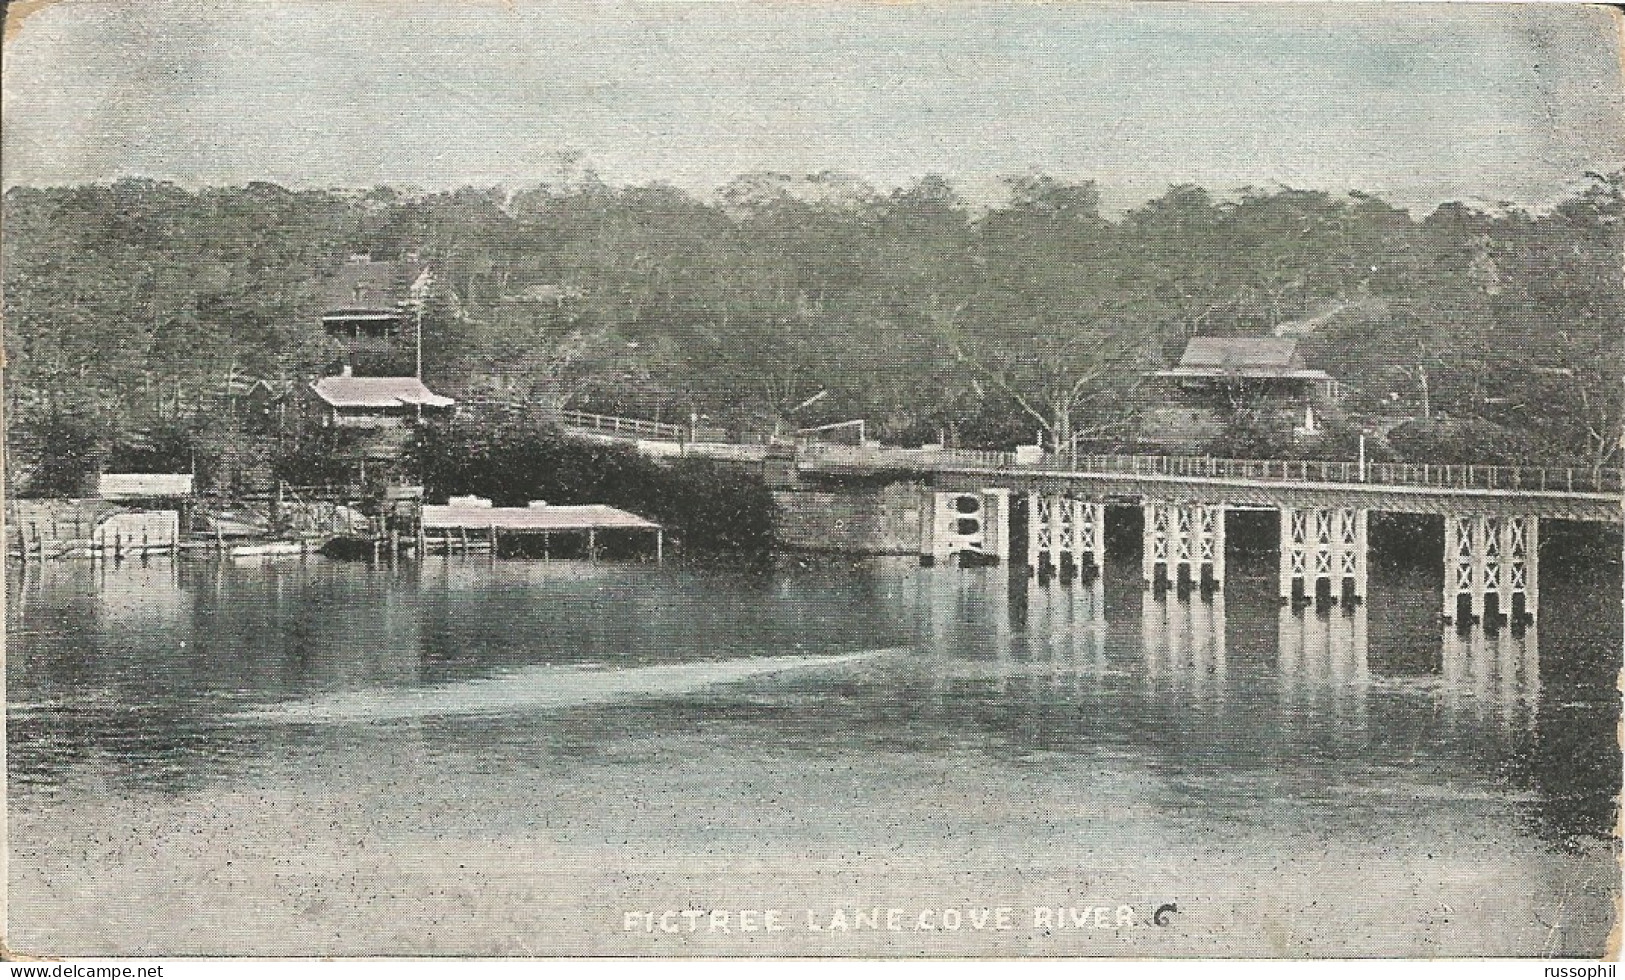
[1444,514,1537,625]
[1026,493,1105,577]
[1142,502,1224,589]
[1278,507,1367,604]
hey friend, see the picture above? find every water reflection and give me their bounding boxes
[1141,591,1226,695]
[911,566,1015,658]
[1019,576,1107,673]
[1277,604,1369,685]
[6,551,1618,849]
[1442,625,1540,732]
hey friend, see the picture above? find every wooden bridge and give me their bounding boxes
[553,408,1619,624]
[882,449,1618,627]
[798,444,1621,513]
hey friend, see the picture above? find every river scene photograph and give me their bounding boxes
[3,0,1622,966]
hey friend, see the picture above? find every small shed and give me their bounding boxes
[89,474,192,555]
[97,473,195,501]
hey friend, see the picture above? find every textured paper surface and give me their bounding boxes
[3,0,1621,960]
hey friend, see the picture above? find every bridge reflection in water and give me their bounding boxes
[1140,591,1225,694]
[1441,624,1540,731]
[901,560,1544,737]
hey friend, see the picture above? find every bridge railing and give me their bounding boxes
[1013,452,1624,493]
[797,443,1015,470]
[558,409,688,443]
[801,442,1622,492]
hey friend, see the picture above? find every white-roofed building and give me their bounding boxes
[309,374,455,429]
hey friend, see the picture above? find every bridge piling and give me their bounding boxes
[1028,494,1104,578]
[1445,514,1537,626]
[918,488,938,566]
[922,489,1009,566]
[1280,507,1367,606]
[1143,503,1168,587]
[1143,502,1223,590]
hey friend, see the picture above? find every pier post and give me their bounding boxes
[656,528,664,564]
[1487,516,1507,623]
[1278,508,1300,600]
[1520,516,1538,622]
[1032,495,1105,578]
[982,488,1011,563]
[1204,504,1225,590]
[588,527,597,562]
[1088,502,1105,569]
[1173,505,1195,586]
[1443,514,1523,625]
[1027,492,1047,575]
[1054,495,1074,574]
[1142,503,1163,586]
[1354,508,1369,600]
[1327,510,1347,603]
[1469,516,1488,622]
[1323,508,1368,603]
[1446,515,1465,623]
[918,488,938,566]
[926,491,998,566]
[1313,509,1336,603]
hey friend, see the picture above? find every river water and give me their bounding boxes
[7,543,1620,957]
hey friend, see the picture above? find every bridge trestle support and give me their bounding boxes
[920,488,1012,566]
[1142,501,1224,589]
[1444,514,1537,625]
[1279,507,1368,605]
[1026,493,1105,577]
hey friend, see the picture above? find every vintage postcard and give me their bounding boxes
[2,0,1621,964]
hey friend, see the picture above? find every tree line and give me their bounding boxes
[4,169,1621,494]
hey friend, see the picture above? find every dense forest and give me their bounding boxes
[4,169,1622,494]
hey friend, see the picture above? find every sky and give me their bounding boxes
[4,1,1623,213]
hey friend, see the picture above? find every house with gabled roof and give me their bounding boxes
[1140,337,1344,451]
[319,254,433,377]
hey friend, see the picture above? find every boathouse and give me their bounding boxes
[419,498,664,560]
[1140,337,1343,451]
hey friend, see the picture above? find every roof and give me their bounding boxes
[320,258,431,315]
[420,503,661,532]
[1155,337,1332,381]
[98,473,194,499]
[310,376,455,409]
[228,378,295,400]
[1179,337,1305,370]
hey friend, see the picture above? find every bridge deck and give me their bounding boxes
[923,465,1620,522]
